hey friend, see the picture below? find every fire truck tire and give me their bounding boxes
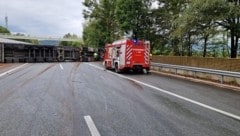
[104,62,108,69]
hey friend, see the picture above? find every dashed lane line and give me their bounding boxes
[59,64,64,70]
[84,115,101,136]
[88,63,240,121]
[0,63,28,77]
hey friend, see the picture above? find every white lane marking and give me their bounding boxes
[88,63,240,121]
[0,63,28,77]
[84,115,101,136]
[59,64,64,70]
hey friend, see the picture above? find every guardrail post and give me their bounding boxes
[158,67,162,71]
[220,75,224,84]
[175,68,177,74]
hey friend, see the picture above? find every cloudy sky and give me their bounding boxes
[0,0,85,37]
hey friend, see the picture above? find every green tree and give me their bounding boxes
[83,20,104,47]
[81,0,240,58]
[83,0,118,47]
[115,0,152,39]
[196,0,240,58]
[152,0,189,55]
[189,0,240,58]
[224,0,240,58]
[172,0,219,57]
[115,0,142,36]
[171,0,240,58]
[0,26,10,34]
[13,33,39,44]
[60,33,82,47]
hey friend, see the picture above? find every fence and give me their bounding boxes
[152,56,240,72]
[0,43,3,62]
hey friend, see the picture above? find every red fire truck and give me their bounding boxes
[103,39,150,73]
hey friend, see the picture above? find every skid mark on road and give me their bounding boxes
[21,64,61,135]
[63,63,83,136]
[76,62,81,69]
[20,63,57,87]
[0,63,28,77]
[0,63,57,105]
[88,63,240,121]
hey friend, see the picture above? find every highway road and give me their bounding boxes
[0,62,239,136]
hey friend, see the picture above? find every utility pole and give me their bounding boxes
[5,15,8,29]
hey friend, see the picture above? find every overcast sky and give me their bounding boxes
[0,0,84,37]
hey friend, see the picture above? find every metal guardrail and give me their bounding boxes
[151,62,240,84]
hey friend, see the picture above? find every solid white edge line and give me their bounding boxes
[59,64,64,70]
[87,63,240,121]
[0,63,28,77]
[84,115,101,136]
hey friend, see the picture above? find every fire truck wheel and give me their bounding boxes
[104,62,107,69]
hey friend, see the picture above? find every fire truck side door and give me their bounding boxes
[119,45,125,67]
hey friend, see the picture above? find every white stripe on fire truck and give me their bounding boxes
[126,46,132,52]
[126,49,132,55]
[127,56,132,61]
[126,45,133,52]
[127,50,132,55]
[126,53,132,59]
[144,45,149,64]
[127,54,132,59]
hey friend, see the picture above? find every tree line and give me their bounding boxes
[0,26,82,47]
[82,0,240,58]
[0,26,39,44]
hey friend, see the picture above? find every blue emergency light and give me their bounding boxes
[132,35,138,45]
[133,39,138,44]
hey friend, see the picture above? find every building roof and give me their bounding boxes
[0,37,31,44]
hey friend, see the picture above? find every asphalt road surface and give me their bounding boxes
[0,62,239,136]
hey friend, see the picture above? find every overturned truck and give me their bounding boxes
[2,44,80,63]
[0,38,103,63]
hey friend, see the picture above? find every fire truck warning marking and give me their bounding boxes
[88,63,240,121]
[84,115,101,136]
[0,63,28,77]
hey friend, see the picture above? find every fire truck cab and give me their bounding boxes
[103,39,150,73]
